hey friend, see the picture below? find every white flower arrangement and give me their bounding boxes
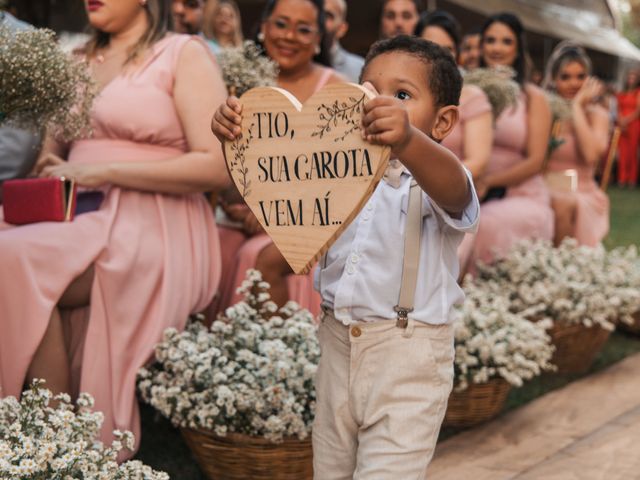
[0,379,167,480]
[475,239,640,331]
[138,269,320,443]
[453,280,555,391]
[217,40,279,97]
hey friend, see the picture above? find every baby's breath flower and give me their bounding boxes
[218,41,279,97]
[137,269,319,443]
[463,66,520,119]
[0,24,96,140]
[0,381,167,480]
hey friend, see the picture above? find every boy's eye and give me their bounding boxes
[395,90,411,100]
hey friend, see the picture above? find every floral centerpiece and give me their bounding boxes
[0,24,95,140]
[217,40,279,97]
[474,238,640,373]
[443,279,555,427]
[476,238,640,331]
[138,269,319,479]
[0,379,167,480]
[604,245,640,333]
[453,281,555,392]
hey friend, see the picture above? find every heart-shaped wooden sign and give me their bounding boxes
[224,83,390,274]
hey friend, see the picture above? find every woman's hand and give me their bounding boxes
[211,96,243,143]
[31,153,65,177]
[574,77,603,108]
[39,162,110,188]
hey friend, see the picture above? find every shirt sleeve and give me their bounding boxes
[425,168,480,234]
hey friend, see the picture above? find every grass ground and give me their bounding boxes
[134,186,640,479]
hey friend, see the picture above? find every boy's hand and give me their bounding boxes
[211,96,243,143]
[361,90,413,154]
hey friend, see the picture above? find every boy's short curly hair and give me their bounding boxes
[361,35,462,108]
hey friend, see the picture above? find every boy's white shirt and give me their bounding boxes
[315,163,480,326]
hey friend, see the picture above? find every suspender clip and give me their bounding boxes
[394,306,413,328]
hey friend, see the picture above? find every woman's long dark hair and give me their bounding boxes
[255,0,332,67]
[414,10,461,56]
[480,12,528,85]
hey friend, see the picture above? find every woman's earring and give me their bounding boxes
[315,45,321,55]
[257,32,265,42]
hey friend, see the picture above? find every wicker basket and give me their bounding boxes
[547,321,611,374]
[181,428,313,480]
[619,311,640,335]
[443,378,511,428]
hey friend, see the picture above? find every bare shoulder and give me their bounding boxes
[524,83,550,113]
[524,83,546,102]
[177,37,213,65]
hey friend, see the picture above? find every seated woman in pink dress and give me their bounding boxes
[0,0,228,455]
[542,42,610,247]
[416,10,493,273]
[213,0,345,315]
[468,13,554,268]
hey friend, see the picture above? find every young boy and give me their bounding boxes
[312,36,478,479]
[211,35,479,479]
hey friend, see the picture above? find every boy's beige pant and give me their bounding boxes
[312,310,454,480]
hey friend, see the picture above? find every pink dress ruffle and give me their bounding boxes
[546,122,610,246]
[0,35,221,456]
[469,92,554,267]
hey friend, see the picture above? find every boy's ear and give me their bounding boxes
[430,105,459,142]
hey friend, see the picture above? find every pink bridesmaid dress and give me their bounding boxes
[213,68,337,318]
[0,35,221,454]
[469,91,554,267]
[442,85,491,271]
[546,122,610,246]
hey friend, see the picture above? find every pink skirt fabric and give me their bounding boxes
[215,226,321,317]
[0,142,220,457]
[469,175,554,269]
[568,181,609,247]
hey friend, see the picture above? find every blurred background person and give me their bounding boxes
[543,42,610,247]
[379,0,421,39]
[616,68,640,187]
[458,26,481,71]
[324,0,363,83]
[468,12,554,269]
[172,0,220,52]
[203,0,243,50]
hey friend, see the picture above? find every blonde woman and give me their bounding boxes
[542,42,609,246]
[0,0,228,456]
[203,0,243,50]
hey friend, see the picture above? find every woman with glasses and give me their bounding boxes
[214,0,345,315]
[542,42,609,246]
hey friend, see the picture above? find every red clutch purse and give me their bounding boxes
[3,177,77,225]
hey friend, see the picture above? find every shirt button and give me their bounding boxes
[367,204,373,211]
[350,326,362,337]
[363,212,371,220]
[347,265,356,275]
[350,254,359,264]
